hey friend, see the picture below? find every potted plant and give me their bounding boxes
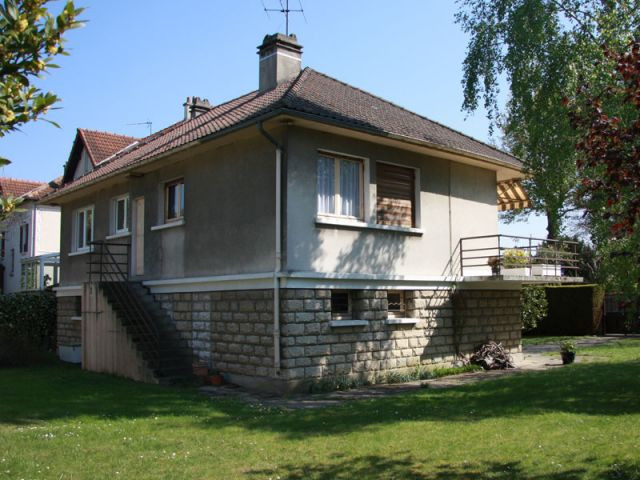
[501,248,530,276]
[531,246,563,276]
[207,371,224,386]
[487,256,500,275]
[560,340,576,364]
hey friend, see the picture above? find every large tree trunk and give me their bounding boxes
[546,209,560,240]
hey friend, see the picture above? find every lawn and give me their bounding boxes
[1,340,639,479]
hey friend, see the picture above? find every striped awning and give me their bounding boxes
[497,179,530,211]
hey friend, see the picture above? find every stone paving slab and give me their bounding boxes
[199,335,634,410]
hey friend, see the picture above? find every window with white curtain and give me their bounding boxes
[317,154,362,218]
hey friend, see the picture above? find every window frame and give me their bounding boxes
[330,290,352,320]
[19,223,29,254]
[111,194,130,235]
[317,152,366,221]
[375,160,421,229]
[73,205,94,253]
[387,290,407,319]
[164,178,185,223]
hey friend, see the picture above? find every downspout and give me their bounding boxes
[258,121,283,377]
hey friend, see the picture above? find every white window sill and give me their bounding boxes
[329,319,369,328]
[105,231,131,240]
[68,248,93,257]
[385,317,418,325]
[150,219,185,231]
[70,316,82,322]
[315,216,423,236]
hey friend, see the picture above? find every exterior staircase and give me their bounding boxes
[89,241,195,385]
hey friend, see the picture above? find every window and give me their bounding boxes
[74,206,94,252]
[112,195,130,234]
[331,290,351,319]
[165,179,185,222]
[317,155,363,218]
[19,223,29,254]
[387,290,406,318]
[0,232,5,258]
[376,162,416,228]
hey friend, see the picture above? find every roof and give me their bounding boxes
[0,178,45,198]
[21,177,63,201]
[79,129,139,165]
[51,68,521,199]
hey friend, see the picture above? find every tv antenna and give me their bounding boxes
[262,0,306,36]
[127,121,152,136]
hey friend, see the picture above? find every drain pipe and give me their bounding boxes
[258,121,283,377]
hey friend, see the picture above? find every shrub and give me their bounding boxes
[0,291,56,366]
[504,248,530,267]
[521,285,548,333]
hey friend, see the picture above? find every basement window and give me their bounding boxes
[331,290,352,319]
[387,290,406,318]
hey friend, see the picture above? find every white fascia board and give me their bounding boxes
[143,272,275,294]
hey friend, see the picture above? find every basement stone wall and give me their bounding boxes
[56,296,81,346]
[153,287,522,389]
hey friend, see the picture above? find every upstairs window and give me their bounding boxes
[376,162,416,228]
[317,155,363,218]
[112,195,130,234]
[19,223,29,254]
[74,206,94,252]
[165,179,185,222]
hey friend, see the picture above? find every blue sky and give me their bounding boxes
[0,0,548,237]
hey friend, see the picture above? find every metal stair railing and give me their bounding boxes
[87,240,161,363]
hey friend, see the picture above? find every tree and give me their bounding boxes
[1,0,83,162]
[569,38,640,305]
[455,0,640,238]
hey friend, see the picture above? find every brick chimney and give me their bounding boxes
[183,96,212,120]
[257,33,302,92]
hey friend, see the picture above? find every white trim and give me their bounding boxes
[259,51,301,62]
[68,248,93,257]
[385,318,419,325]
[150,219,185,231]
[105,231,131,240]
[144,272,274,293]
[282,271,458,290]
[70,316,82,321]
[329,319,369,328]
[315,215,424,235]
[53,285,82,297]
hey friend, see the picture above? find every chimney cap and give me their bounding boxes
[257,33,302,55]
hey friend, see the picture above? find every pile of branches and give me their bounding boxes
[469,341,515,370]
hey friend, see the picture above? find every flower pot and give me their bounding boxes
[207,374,224,386]
[192,363,208,377]
[531,264,562,276]
[561,351,575,365]
[500,266,531,277]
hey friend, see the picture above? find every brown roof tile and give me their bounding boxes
[78,129,138,165]
[0,178,45,198]
[51,68,520,198]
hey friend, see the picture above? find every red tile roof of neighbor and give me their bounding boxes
[0,178,45,198]
[50,68,521,199]
[78,129,139,165]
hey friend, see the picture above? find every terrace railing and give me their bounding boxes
[459,234,580,278]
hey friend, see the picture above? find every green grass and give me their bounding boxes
[1,340,640,479]
[522,335,592,346]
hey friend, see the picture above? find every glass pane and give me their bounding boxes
[167,184,177,219]
[85,209,93,246]
[179,183,185,217]
[116,199,126,231]
[340,159,360,217]
[77,211,85,249]
[317,156,335,214]
[331,291,350,314]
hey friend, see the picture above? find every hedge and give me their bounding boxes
[0,290,57,366]
[536,284,605,336]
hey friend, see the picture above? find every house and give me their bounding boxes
[45,33,580,391]
[0,177,61,293]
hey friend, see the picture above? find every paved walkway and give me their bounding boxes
[199,335,632,410]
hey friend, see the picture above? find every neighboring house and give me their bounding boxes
[45,34,581,391]
[0,178,61,293]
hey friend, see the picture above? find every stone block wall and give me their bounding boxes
[57,296,81,346]
[154,290,274,378]
[153,287,522,390]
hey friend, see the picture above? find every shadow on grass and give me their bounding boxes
[1,343,639,440]
[246,454,592,480]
